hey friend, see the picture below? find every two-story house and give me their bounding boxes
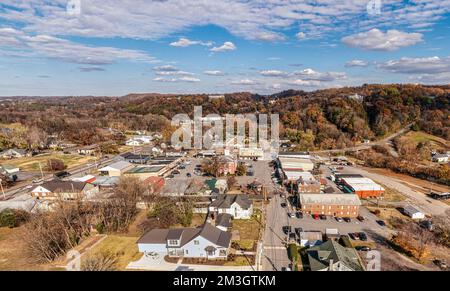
[209,194,253,219]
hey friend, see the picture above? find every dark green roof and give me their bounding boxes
[307,240,365,271]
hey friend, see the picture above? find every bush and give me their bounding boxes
[0,208,29,228]
[46,159,66,171]
[288,243,298,262]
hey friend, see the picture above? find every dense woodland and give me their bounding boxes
[0,84,448,151]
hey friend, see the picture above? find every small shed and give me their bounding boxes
[403,205,425,220]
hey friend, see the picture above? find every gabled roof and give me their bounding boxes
[36,180,87,193]
[216,213,233,228]
[137,223,231,248]
[210,194,252,210]
[307,240,364,271]
[99,161,132,172]
[199,223,232,248]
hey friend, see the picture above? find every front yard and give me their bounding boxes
[80,235,142,271]
[231,215,261,251]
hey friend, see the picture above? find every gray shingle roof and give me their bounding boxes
[307,240,365,271]
[300,193,361,206]
[210,194,252,210]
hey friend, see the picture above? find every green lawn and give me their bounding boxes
[4,153,96,172]
[404,131,449,149]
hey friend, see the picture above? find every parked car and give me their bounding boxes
[343,217,351,223]
[167,174,175,179]
[355,246,371,252]
[280,203,287,208]
[420,220,433,231]
[172,170,180,175]
[335,217,344,222]
[54,171,70,179]
[186,173,192,177]
[319,214,327,220]
[288,212,295,218]
[32,179,44,184]
[295,212,303,219]
[348,233,359,240]
[376,220,386,227]
[358,232,368,241]
[294,227,303,236]
[357,216,365,222]
[313,214,320,220]
[288,232,297,241]
[282,226,292,235]
[281,267,291,271]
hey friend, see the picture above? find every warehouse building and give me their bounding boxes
[339,177,385,199]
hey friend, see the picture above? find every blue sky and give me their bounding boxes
[0,0,449,96]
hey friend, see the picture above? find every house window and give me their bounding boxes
[185,250,189,255]
[207,250,215,256]
[168,240,179,246]
[219,250,227,256]
[194,240,199,245]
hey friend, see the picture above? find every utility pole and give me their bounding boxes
[0,179,5,200]
[38,162,44,180]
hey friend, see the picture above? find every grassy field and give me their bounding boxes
[81,235,142,271]
[231,218,261,250]
[4,153,96,172]
[380,184,407,202]
[0,227,51,270]
[404,131,449,149]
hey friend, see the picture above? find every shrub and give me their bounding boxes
[288,243,298,262]
[0,208,29,228]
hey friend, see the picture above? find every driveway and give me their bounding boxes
[127,252,254,271]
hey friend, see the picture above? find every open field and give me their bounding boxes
[0,227,52,270]
[403,131,449,150]
[81,235,142,271]
[3,153,96,172]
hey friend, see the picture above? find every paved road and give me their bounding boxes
[312,123,412,154]
[262,194,290,271]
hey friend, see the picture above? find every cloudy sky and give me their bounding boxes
[0,0,449,96]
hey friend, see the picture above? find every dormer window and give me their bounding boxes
[168,239,179,246]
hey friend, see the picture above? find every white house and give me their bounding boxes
[126,139,144,146]
[432,153,449,163]
[126,135,153,146]
[98,161,134,177]
[137,223,231,259]
[0,164,20,175]
[30,180,99,201]
[403,205,425,220]
[0,148,28,159]
[209,194,253,219]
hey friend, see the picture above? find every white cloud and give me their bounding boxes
[288,79,322,87]
[345,59,369,67]
[153,76,200,83]
[153,65,179,72]
[179,76,200,82]
[0,27,156,65]
[210,42,236,52]
[292,68,346,82]
[260,70,287,77]
[296,32,306,40]
[231,79,258,85]
[342,29,423,51]
[204,70,225,76]
[170,37,212,47]
[378,56,450,74]
[1,1,449,44]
